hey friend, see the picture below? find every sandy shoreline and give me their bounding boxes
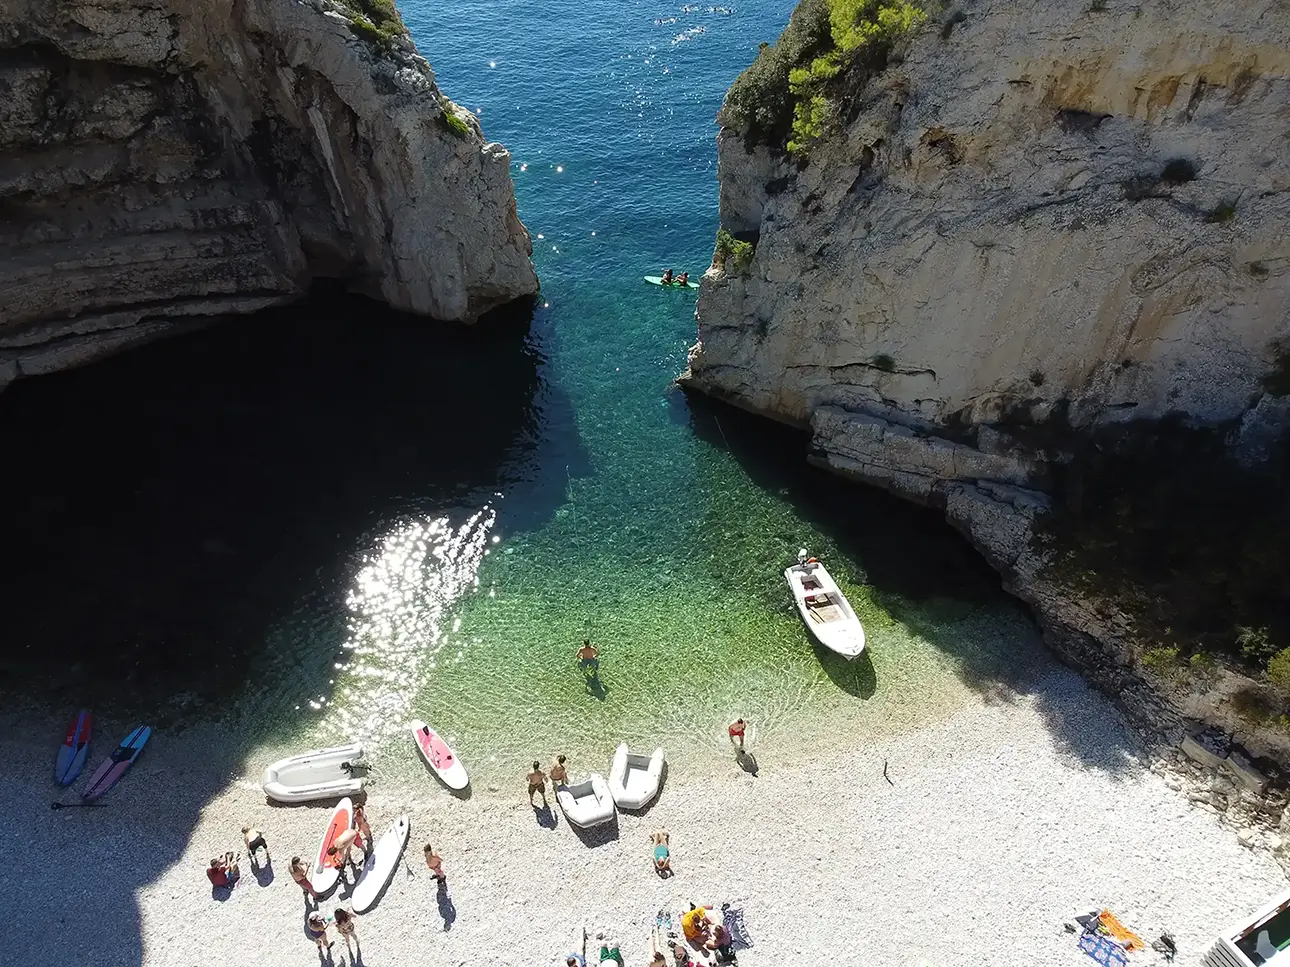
[11,662,1286,967]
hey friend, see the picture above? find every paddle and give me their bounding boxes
[51,802,106,810]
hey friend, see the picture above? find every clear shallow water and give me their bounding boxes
[0,0,1043,784]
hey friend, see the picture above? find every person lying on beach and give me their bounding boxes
[306,913,331,954]
[527,762,548,805]
[353,804,373,854]
[597,931,624,966]
[327,828,361,870]
[206,852,239,887]
[651,830,671,876]
[550,754,569,785]
[291,856,319,900]
[242,826,269,864]
[727,719,746,752]
[423,843,446,881]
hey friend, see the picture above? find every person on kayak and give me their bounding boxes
[660,268,674,284]
[677,271,689,286]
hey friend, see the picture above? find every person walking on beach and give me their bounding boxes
[333,907,359,960]
[527,761,548,806]
[576,639,600,678]
[291,856,319,903]
[353,804,374,855]
[242,825,269,866]
[306,912,331,958]
[550,754,569,786]
[424,843,446,881]
[327,827,362,873]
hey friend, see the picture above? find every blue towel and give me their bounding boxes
[1079,930,1128,966]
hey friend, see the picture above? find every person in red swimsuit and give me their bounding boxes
[727,719,747,752]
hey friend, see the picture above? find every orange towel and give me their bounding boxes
[1098,910,1144,953]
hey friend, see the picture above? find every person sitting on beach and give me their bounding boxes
[206,852,239,887]
[576,639,600,677]
[527,761,548,805]
[550,754,569,786]
[327,827,361,870]
[660,269,674,284]
[242,826,269,865]
[681,906,712,944]
[677,271,689,286]
[353,804,374,854]
[424,843,446,881]
[291,856,319,900]
[727,718,747,751]
[651,829,672,876]
[707,922,735,962]
[306,912,331,955]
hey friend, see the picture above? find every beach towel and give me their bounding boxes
[722,906,753,950]
[1098,910,1144,952]
[1079,930,1128,967]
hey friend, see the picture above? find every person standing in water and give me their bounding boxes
[576,639,600,678]
[728,718,748,753]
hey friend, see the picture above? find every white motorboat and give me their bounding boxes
[784,549,866,658]
[351,813,410,913]
[556,773,615,828]
[607,743,664,810]
[261,743,364,803]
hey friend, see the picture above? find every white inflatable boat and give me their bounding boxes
[351,813,410,913]
[607,743,664,810]
[556,774,615,828]
[261,743,364,804]
[784,549,866,658]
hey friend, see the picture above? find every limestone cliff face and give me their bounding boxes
[684,1,1290,761]
[0,0,538,388]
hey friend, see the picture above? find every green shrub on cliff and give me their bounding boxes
[338,0,408,50]
[714,229,756,274]
[440,108,471,140]
[722,0,926,154]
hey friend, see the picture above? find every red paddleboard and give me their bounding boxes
[55,710,93,786]
[309,797,354,896]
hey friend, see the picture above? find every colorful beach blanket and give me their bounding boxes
[1098,910,1144,952]
[1079,930,1129,967]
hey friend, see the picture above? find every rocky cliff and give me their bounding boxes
[684,1,1290,771]
[0,0,538,389]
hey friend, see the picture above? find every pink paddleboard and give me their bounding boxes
[409,719,468,790]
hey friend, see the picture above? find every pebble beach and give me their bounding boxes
[11,659,1285,967]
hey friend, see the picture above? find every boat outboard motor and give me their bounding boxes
[797,548,809,566]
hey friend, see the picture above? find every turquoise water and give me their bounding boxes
[0,0,1042,784]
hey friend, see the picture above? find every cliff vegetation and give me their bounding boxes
[721,0,926,154]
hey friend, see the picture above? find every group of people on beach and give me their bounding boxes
[569,904,736,967]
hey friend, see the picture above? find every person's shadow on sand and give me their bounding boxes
[736,751,759,777]
[253,857,275,887]
[533,802,558,829]
[436,878,457,931]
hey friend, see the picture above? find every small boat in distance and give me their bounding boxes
[784,549,866,659]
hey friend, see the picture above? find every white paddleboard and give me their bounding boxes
[351,813,410,913]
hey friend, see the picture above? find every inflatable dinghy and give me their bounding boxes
[556,774,615,828]
[261,743,364,803]
[607,743,664,810]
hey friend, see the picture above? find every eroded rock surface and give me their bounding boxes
[0,0,538,388]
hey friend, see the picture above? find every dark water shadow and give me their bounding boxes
[585,672,609,701]
[0,286,579,723]
[436,878,457,931]
[679,391,1140,775]
[815,647,877,699]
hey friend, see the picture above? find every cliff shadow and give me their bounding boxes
[677,390,1141,774]
[0,285,584,722]
[0,286,589,967]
